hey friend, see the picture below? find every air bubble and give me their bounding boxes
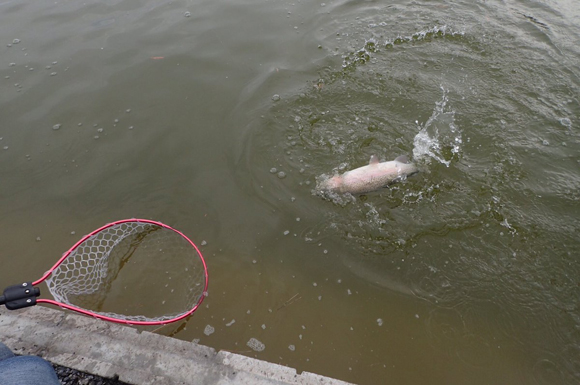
[12,39,20,44]
[288,345,295,351]
[377,318,383,326]
[283,230,290,235]
[271,94,280,102]
[270,167,277,174]
[277,171,286,179]
[184,11,191,17]
[559,117,572,128]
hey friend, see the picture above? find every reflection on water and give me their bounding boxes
[1,0,579,384]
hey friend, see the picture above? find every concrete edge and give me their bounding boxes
[0,306,354,385]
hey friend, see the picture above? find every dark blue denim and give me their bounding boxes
[0,342,60,385]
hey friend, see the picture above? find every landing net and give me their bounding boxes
[44,220,207,323]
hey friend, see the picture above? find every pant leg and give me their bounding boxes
[0,355,60,385]
[0,342,14,361]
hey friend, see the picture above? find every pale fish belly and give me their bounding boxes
[317,156,418,195]
[340,164,403,194]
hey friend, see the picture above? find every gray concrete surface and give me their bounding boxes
[0,306,353,385]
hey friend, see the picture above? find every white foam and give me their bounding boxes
[247,338,265,352]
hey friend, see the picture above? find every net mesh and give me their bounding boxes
[45,221,206,322]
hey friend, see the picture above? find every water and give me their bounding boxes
[1,0,579,384]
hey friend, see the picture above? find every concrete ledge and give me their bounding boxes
[0,306,353,385]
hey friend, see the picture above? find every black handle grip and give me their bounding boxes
[1,282,40,310]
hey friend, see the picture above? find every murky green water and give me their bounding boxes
[1,0,579,384]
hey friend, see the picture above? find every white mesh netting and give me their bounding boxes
[45,221,206,322]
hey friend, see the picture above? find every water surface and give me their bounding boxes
[1,0,579,384]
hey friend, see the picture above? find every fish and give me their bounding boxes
[317,155,418,194]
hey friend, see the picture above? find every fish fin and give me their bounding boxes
[395,155,410,164]
[369,155,379,165]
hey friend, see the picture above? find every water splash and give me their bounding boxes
[342,25,465,70]
[385,25,465,48]
[413,87,462,167]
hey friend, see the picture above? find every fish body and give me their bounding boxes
[318,155,418,194]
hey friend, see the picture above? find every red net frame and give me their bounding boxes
[31,219,208,325]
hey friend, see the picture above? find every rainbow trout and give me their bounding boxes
[318,155,418,194]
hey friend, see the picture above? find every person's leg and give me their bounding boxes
[0,342,14,361]
[0,343,60,385]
